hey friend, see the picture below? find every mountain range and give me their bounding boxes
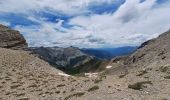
[81,46,137,59]
[0,24,170,100]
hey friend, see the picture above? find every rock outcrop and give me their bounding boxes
[0,24,27,49]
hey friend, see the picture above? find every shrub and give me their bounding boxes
[128,81,152,90]
[160,66,169,72]
[55,90,60,94]
[64,92,85,100]
[57,84,65,87]
[136,70,148,76]
[119,73,127,78]
[164,76,170,79]
[88,85,99,92]
[10,84,22,89]
[94,78,102,84]
[94,74,106,83]
[119,71,129,78]
[18,97,29,100]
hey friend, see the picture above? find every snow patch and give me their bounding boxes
[85,73,98,78]
[106,65,112,69]
[58,72,70,77]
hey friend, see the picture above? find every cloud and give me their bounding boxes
[0,0,170,48]
[0,0,115,15]
[68,0,170,47]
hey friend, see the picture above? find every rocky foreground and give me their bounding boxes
[0,25,170,100]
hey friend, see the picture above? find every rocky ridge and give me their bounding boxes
[125,29,170,67]
[0,24,27,49]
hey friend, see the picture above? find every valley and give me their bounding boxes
[0,25,170,100]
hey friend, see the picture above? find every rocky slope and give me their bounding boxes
[106,30,170,99]
[0,24,27,49]
[0,25,170,100]
[124,29,170,68]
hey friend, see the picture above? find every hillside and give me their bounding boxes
[31,46,108,74]
[125,29,170,68]
[0,25,170,100]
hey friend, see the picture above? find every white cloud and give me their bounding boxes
[67,0,170,47]
[0,0,170,48]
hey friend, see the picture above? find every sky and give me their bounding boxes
[0,0,170,48]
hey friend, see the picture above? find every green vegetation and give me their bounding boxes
[128,81,153,90]
[18,97,29,100]
[160,66,169,72]
[10,84,22,89]
[119,74,126,78]
[136,70,148,76]
[94,73,106,83]
[119,73,128,78]
[164,76,170,79]
[57,84,65,87]
[94,78,102,84]
[88,85,99,92]
[64,92,85,100]
[55,90,60,94]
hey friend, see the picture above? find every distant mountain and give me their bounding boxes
[1,24,170,100]
[81,46,137,60]
[30,46,108,74]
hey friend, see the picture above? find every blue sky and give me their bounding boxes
[0,0,170,48]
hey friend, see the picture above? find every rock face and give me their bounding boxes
[31,46,93,68]
[31,46,107,74]
[124,29,170,68]
[0,24,27,49]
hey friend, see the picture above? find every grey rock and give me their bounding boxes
[31,46,104,74]
[0,24,27,49]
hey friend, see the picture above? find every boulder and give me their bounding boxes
[0,24,27,49]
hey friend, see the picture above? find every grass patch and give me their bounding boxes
[119,73,128,78]
[94,74,106,84]
[164,76,170,79]
[88,85,99,92]
[10,84,22,89]
[119,74,126,78]
[57,84,65,87]
[64,92,85,100]
[128,81,152,90]
[27,84,37,88]
[18,97,29,100]
[55,90,60,94]
[94,78,102,84]
[136,70,148,76]
[160,66,169,72]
